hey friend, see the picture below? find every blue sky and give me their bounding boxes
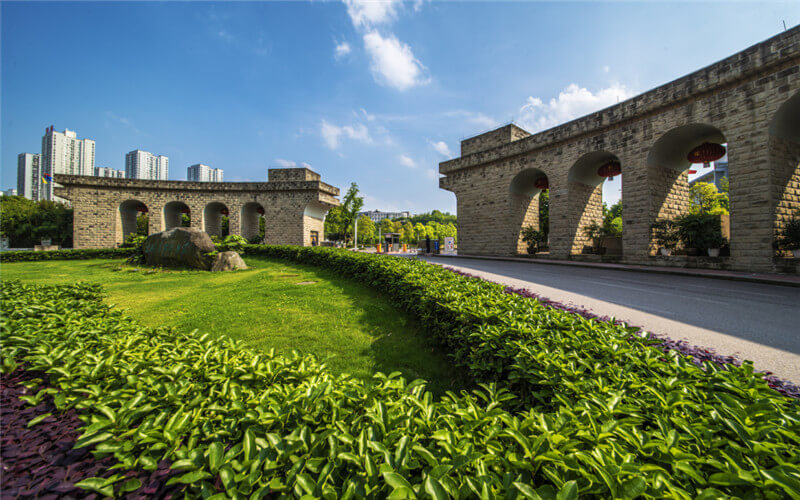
[2,1,799,213]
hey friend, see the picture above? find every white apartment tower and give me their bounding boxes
[17,153,42,201]
[40,126,96,200]
[95,167,125,178]
[125,150,168,180]
[187,163,224,182]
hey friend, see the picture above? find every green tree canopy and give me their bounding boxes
[0,195,73,247]
[690,182,729,215]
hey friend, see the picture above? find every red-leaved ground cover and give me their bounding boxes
[0,368,183,499]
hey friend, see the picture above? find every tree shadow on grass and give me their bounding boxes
[250,258,475,399]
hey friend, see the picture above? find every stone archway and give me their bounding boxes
[769,92,800,255]
[647,123,728,254]
[116,199,148,245]
[240,202,265,242]
[567,151,623,255]
[203,202,229,238]
[163,201,191,231]
[509,168,549,254]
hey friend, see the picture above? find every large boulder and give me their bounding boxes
[211,251,248,272]
[142,227,216,269]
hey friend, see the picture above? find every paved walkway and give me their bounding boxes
[422,256,800,384]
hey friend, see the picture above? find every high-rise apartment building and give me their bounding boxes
[17,153,42,201]
[40,126,95,200]
[187,163,224,182]
[125,150,168,180]
[95,167,125,178]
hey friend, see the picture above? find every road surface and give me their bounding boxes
[422,256,800,384]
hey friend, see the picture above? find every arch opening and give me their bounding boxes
[769,92,800,257]
[117,199,149,245]
[567,151,623,256]
[203,202,230,238]
[647,124,730,256]
[509,168,549,254]
[241,202,266,243]
[163,201,191,231]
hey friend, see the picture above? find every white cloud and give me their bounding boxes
[273,158,297,168]
[344,0,399,28]
[398,154,416,168]
[429,140,452,157]
[334,41,352,60]
[363,31,428,91]
[320,120,372,149]
[425,168,438,179]
[518,82,635,133]
[603,65,610,73]
[300,162,313,169]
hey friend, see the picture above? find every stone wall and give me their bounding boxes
[54,168,339,249]
[440,26,800,273]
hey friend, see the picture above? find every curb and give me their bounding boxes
[426,254,800,288]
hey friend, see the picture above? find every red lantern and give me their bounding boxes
[534,177,549,190]
[136,204,148,213]
[256,207,265,215]
[180,206,191,214]
[220,208,229,216]
[597,160,621,178]
[687,142,725,164]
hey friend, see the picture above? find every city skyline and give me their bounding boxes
[2,2,799,211]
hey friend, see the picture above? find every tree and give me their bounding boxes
[356,215,375,245]
[324,206,346,241]
[400,222,414,244]
[380,218,396,235]
[340,183,364,245]
[689,182,729,215]
[0,195,74,247]
[136,214,149,236]
[413,223,426,242]
[539,190,549,239]
[602,201,623,237]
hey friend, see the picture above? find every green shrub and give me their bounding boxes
[675,213,728,251]
[216,234,248,253]
[520,227,546,254]
[651,219,679,249]
[0,247,136,263]
[778,218,800,251]
[3,250,800,499]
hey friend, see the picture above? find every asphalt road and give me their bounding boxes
[422,256,800,384]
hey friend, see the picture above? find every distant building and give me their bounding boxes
[41,126,95,200]
[17,153,42,201]
[4,188,18,197]
[125,150,168,180]
[359,210,411,223]
[689,153,728,191]
[187,163,224,182]
[95,167,125,178]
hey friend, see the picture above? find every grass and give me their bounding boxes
[1,256,465,395]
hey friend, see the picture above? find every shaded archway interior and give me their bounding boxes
[163,201,190,231]
[567,151,622,255]
[117,199,147,244]
[769,92,800,249]
[203,202,229,237]
[241,202,265,242]
[509,168,548,253]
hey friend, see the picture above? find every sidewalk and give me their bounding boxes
[430,254,800,288]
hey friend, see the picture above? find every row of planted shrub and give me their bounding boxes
[2,247,800,498]
[0,247,136,262]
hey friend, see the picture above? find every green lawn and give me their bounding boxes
[1,256,465,395]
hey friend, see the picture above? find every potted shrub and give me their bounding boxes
[582,222,605,254]
[703,232,727,257]
[779,218,800,258]
[676,213,725,257]
[521,226,546,254]
[651,219,678,256]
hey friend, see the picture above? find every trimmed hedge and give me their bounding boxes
[2,247,800,498]
[0,247,136,262]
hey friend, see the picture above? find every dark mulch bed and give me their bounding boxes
[0,368,183,499]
